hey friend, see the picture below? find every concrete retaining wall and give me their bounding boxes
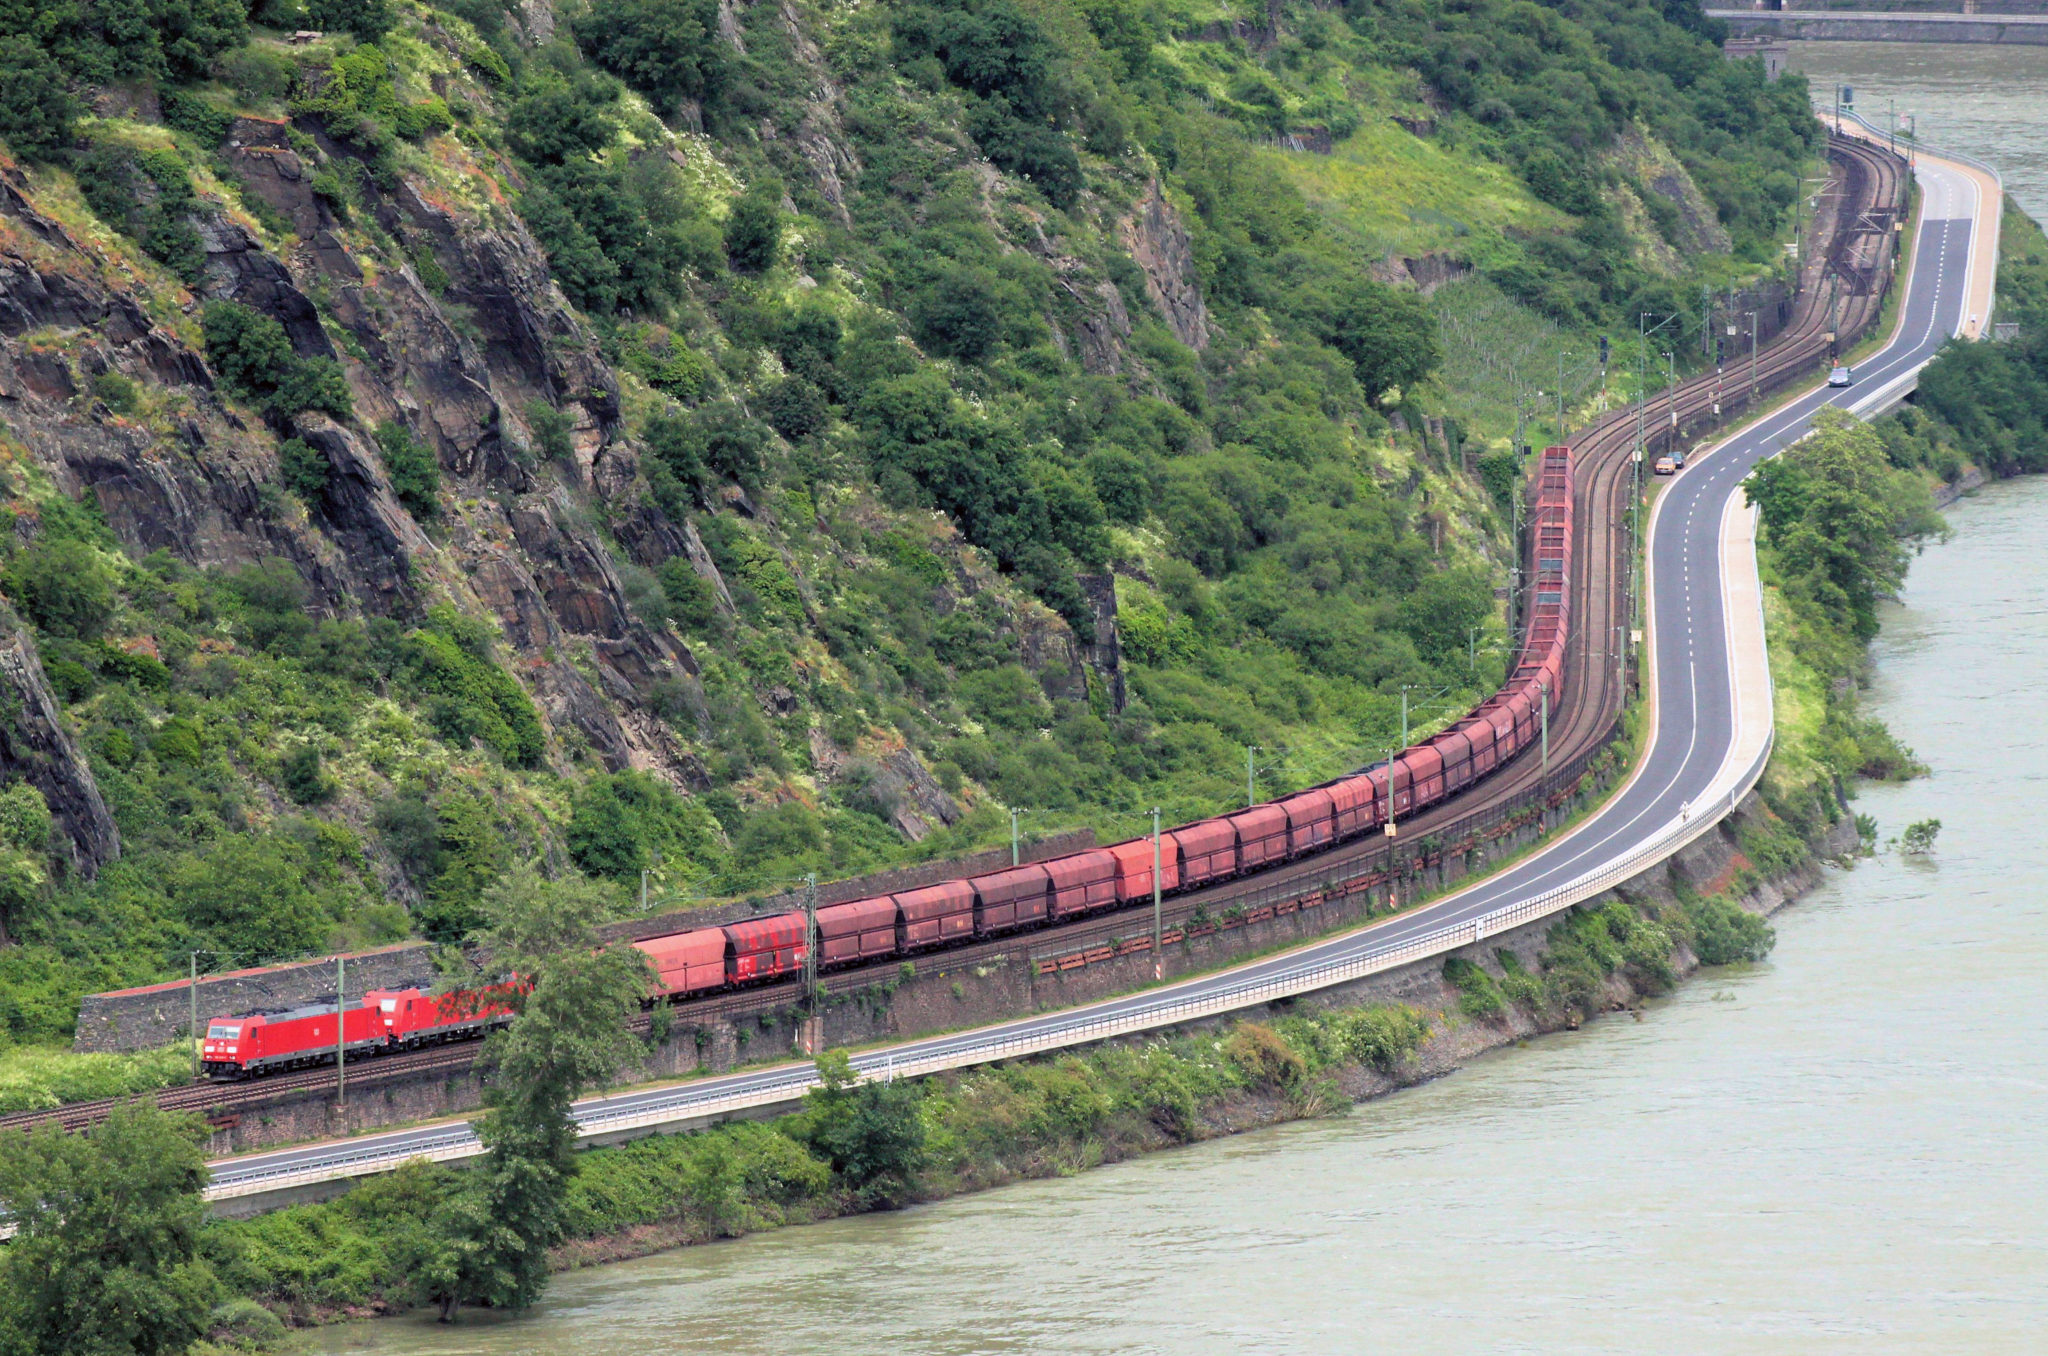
[1716,10,2048,42]
[77,831,1098,1054]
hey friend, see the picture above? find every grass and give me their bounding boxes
[1278,122,1569,264]
[0,1041,195,1114]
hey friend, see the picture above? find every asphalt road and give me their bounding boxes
[210,160,1980,1194]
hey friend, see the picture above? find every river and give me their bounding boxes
[302,56,2048,1356]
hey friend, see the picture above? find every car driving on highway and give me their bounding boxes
[1828,365,1854,387]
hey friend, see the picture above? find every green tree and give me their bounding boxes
[375,421,442,520]
[724,184,782,274]
[0,1105,218,1356]
[6,538,117,640]
[573,0,725,111]
[0,37,77,162]
[424,863,651,1319]
[797,1049,927,1206]
[1316,280,1441,407]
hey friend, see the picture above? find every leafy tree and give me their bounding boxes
[724,183,783,274]
[911,265,1005,362]
[0,38,77,160]
[658,559,720,632]
[166,834,328,961]
[1899,818,1941,855]
[309,0,395,42]
[573,0,726,111]
[0,1104,219,1356]
[423,863,651,1319]
[201,301,353,423]
[374,421,442,520]
[1315,280,1442,407]
[797,1049,927,1206]
[6,538,117,640]
[279,436,331,503]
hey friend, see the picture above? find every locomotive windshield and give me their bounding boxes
[207,1024,240,1038]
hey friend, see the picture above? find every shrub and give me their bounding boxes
[1443,955,1505,1018]
[572,0,727,112]
[280,744,336,805]
[0,38,77,161]
[278,437,330,503]
[6,539,117,641]
[91,372,140,415]
[395,612,545,767]
[201,302,353,423]
[1686,895,1773,966]
[761,377,828,441]
[724,185,782,274]
[373,422,441,520]
[526,401,575,462]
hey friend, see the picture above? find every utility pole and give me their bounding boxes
[1744,315,1761,401]
[1468,624,1481,672]
[1540,678,1550,779]
[1009,807,1023,866]
[1664,351,1677,436]
[639,867,649,914]
[1384,749,1400,838]
[1556,351,1570,441]
[1400,685,1413,749]
[1245,745,1260,808]
[1150,807,1163,981]
[335,954,346,1111]
[189,954,200,1081]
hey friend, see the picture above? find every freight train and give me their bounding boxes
[203,446,1573,1079]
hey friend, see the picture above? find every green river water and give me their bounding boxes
[301,50,2048,1355]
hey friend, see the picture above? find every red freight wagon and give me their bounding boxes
[1365,763,1402,820]
[636,929,727,997]
[813,896,899,966]
[1327,776,1376,837]
[896,880,975,949]
[1430,729,1472,795]
[1045,849,1120,919]
[1171,818,1238,888]
[1506,684,1536,745]
[1108,835,1179,904]
[1455,717,1498,779]
[201,998,383,1078]
[970,863,1052,933]
[1278,788,1335,855]
[724,912,808,984]
[1229,803,1290,871]
[1401,745,1445,811]
[366,985,518,1046]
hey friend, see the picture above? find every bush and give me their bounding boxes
[7,539,117,640]
[201,302,353,424]
[761,377,828,441]
[1686,895,1774,966]
[797,1050,927,1205]
[0,37,77,161]
[394,612,546,767]
[373,422,440,520]
[278,437,330,504]
[724,185,782,274]
[280,744,336,805]
[573,0,726,112]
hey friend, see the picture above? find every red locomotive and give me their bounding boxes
[206,447,1574,1077]
[200,983,521,1079]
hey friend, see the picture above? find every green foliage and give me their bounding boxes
[573,0,727,112]
[1683,894,1773,966]
[566,769,724,883]
[796,1050,929,1206]
[422,864,653,1318]
[373,421,441,519]
[1443,955,1505,1018]
[0,36,77,161]
[277,436,330,503]
[309,0,395,42]
[0,1041,190,1115]
[724,183,784,274]
[293,43,449,159]
[0,1105,219,1356]
[75,140,207,284]
[6,538,117,640]
[200,302,353,424]
[394,609,546,767]
[1899,818,1940,856]
[526,401,575,462]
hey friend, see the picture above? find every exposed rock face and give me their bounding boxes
[1076,572,1125,712]
[1074,280,1134,376]
[0,612,119,878]
[1120,179,1211,351]
[1604,124,1732,256]
[1369,252,1473,297]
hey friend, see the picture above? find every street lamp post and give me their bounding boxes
[1150,806,1164,981]
[1245,744,1261,808]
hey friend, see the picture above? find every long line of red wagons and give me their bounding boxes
[202,448,1572,1079]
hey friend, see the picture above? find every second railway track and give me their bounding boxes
[4,135,1908,1143]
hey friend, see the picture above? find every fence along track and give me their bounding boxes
[15,138,1907,1145]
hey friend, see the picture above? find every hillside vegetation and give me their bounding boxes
[0,0,1816,1046]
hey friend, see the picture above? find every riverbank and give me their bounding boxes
[219,783,1841,1331]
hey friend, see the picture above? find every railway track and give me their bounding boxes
[5,136,1906,1143]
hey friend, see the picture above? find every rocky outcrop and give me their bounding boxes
[1119,179,1210,351]
[0,612,118,878]
[1369,252,1473,297]
[1604,124,1731,256]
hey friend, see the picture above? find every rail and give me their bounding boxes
[206,728,1771,1204]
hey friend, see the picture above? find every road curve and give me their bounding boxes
[208,155,1983,1197]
